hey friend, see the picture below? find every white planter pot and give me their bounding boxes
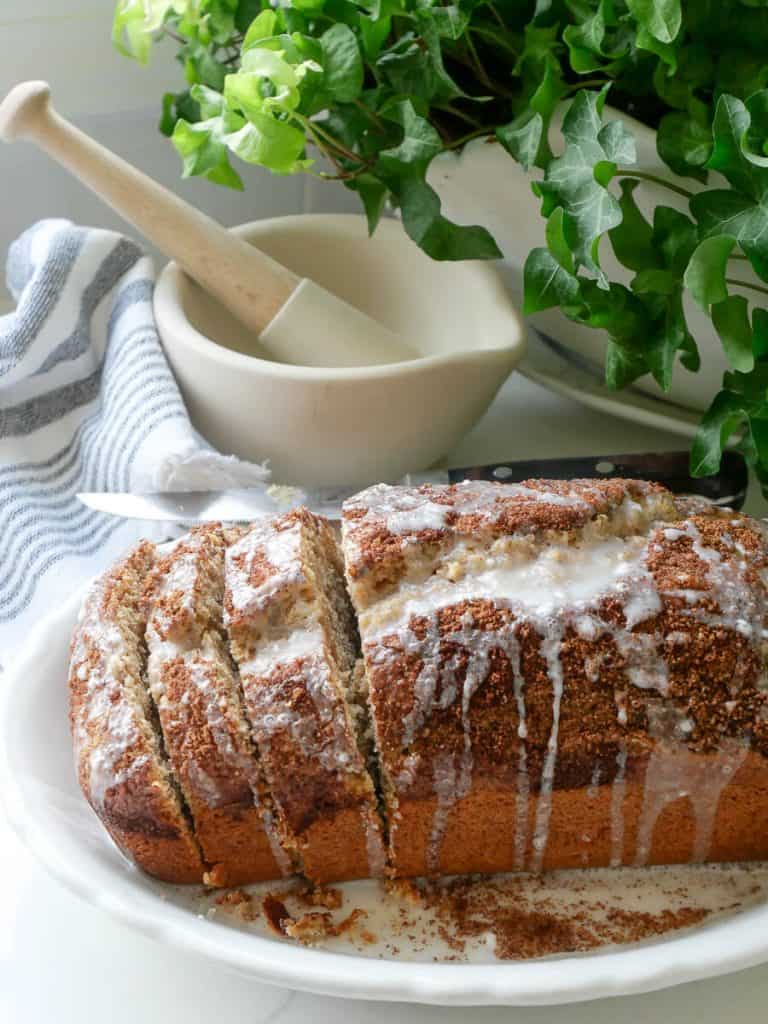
[430,105,758,413]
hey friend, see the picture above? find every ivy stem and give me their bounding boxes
[353,99,386,133]
[725,277,768,298]
[487,3,506,29]
[464,31,494,91]
[297,115,363,166]
[469,26,520,57]
[435,103,483,128]
[565,78,610,93]
[445,127,495,150]
[445,50,516,98]
[616,170,695,199]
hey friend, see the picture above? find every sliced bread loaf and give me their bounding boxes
[342,480,768,877]
[224,509,385,883]
[142,525,290,886]
[68,542,205,883]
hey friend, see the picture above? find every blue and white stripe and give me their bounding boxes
[0,220,269,664]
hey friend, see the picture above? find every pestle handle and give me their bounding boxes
[0,81,297,335]
[0,81,417,367]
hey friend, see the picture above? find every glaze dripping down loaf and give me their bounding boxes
[68,479,768,884]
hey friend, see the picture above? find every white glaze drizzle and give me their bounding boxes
[609,741,628,867]
[629,520,762,867]
[146,535,293,874]
[247,651,354,775]
[529,629,565,872]
[71,569,152,812]
[581,763,604,865]
[363,527,670,871]
[363,807,387,878]
[355,494,768,876]
[342,479,601,571]
[225,520,304,616]
[509,633,530,871]
[634,701,750,866]
[226,513,380,882]
[427,750,462,874]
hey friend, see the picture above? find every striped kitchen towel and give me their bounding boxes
[0,219,269,666]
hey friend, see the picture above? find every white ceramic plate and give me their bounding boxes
[519,330,701,440]
[3,586,768,1006]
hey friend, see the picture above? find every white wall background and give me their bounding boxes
[0,1,358,301]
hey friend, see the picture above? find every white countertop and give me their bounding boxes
[2,370,767,1023]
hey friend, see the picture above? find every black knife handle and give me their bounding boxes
[448,450,748,510]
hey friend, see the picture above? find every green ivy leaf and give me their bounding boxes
[376,35,437,100]
[241,9,279,50]
[753,308,768,358]
[575,279,651,345]
[704,93,755,194]
[172,113,245,189]
[513,23,561,73]
[711,294,755,372]
[632,268,677,293]
[346,174,388,235]
[563,1,608,73]
[416,11,469,100]
[396,173,503,260]
[497,53,565,171]
[429,4,470,41]
[683,234,737,309]
[225,55,302,117]
[635,25,678,69]
[656,108,712,182]
[562,0,631,73]
[545,207,574,273]
[597,119,636,164]
[496,113,544,172]
[380,101,442,165]
[741,91,768,167]
[652,205,697,274]
[225,116,308,174]
[536,89,633,280]
[691,190,768,281]
[375,99,501,261]
[627,0,682,45]
[160,88,200,136]
[691,390,748,476]
[113,0,172,64]
[321,23,364,102]
[716,49,768,101]
[645,290,694,389]
[690,92,768,282]
[359,13,391,59]
[605,342,649,389]
[608,180,656,272]
[523,247,581,313]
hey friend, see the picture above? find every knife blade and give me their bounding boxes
[77,449,748,523]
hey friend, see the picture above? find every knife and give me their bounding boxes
[77,449,748,523]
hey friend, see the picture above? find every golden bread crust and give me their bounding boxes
[143,525,287,886]
[224,509,385,883]
[68,542,205,883]
[341,480,768,877]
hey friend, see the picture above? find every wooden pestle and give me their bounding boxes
[0,81,416,367]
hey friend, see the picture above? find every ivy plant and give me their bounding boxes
[114,0,768,494]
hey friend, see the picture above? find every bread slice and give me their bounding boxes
[342,479,768,877]
[143,525,290,886]
[68,542,204,883]
[224,509,385,884]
